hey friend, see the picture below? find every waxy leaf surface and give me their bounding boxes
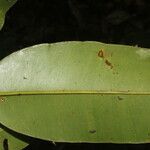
[0,42,150,143]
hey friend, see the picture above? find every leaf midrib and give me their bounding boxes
[0,90,149,96]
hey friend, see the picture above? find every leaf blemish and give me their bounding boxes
[23,77,27,79]
[117,96,123,100]
[98,49,104,58]
[105,59,113,69]
[98,49,113,69]
[89,130,96,134]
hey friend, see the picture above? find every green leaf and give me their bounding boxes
[0,0,17,30]
[0,126,28,150]
[0,41,150,143]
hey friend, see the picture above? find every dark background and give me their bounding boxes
[0,0,150,149]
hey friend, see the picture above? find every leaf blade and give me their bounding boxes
[0,41,150,143]
[0,42,149,94]
[0,94,150,143]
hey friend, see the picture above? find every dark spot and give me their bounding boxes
[98,49,104,58]
[105,59,113,69]
[89,130,96,134]
[3,139,9,150]
[118,96,123,100]
[148,133,150,136]
[97,50,114,69]
[23,77,27,79]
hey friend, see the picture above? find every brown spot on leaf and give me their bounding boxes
[105,59,113,69]
[98,49,114,69]
[98,49,104,58]
[23,77,27,79]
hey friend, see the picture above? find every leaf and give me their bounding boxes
[0,126,28,150]
[0,0,17,30]
[0,41,150,143]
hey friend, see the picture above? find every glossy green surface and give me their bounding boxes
[0,0,17,29]
[0,42,149,94]
[0,94,150,143]
[0,42,150,143]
